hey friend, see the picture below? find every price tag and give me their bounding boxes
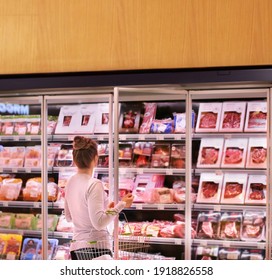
[138,168,144,174]
[34,202,40,208]
[158,204,165,210]
[156,135,164,141]
[224,241,231,248]
[224,134,232,139]
[175,239,182,245]
[68,135,74,141]
[62,233,71,239]
[137,236,145,243]
[14,136,19,141]
[98,136,104,141]
[199,240,208,247]
[139,135,145,141]
[257,243,266,249]
[12,168,18,173]
[0,168,3,173]
[25,136,32,141]
[215,170,223,176]
[213,205,221,211]
[177,204,185,211]
[119,135,127,141]
[26,168,31,173]
[136,204,143,210]
[3,201,9,207]
[166,169,173,175]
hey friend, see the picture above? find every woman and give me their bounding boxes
[64,136,134,260]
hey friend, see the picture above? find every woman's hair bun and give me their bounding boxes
[73,136,96,150]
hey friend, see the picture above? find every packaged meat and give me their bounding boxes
[244,101,267,132]
[132,174,165,203]
[55,144,74,167]
[48,182,60,202]
[196,212,221,239]
[196,138,224,168]
[195,102,222,132]
[196,172,223,204]
[47,115,58,135]
[20,238,39,260]
[151,144,170,168]
[218,247,242,260]
[53,244,71,260]
[23,177,42,201]
[76,104,97,134]
[0,212,15,229]
[13,116,27,135]
[9,146,25,168]
[56,214,74,232]
[97,143,109,167]
[24,146,41,168]
[241,210,265,242]
[240,249,265,260]
[195,245,219,260]
[246,137,267,169]
[143,187,174,204]
[0,233,7,256]
[94,103,110,134]
[150,118,174,134]
[0,146,11,166]
[173,111,196,133]
[132,142,153,168]
[118,175,134,199]
[47,144,60,167]
[36,214,59,231]
[0,178,23,201]
[219,212,242,240]
[119,102,142,133]
[219,102,246,132]
[139,103,157,134]
[0,116,15,135]
[170,144,186,168]
[119,142,133,167]
[244,175,266,205]
[36,238,59,260]
[220,173,248,204]
[26,115,41,135]
[221,138,248,168]
[14,213,36,230]
[3,234,23,260]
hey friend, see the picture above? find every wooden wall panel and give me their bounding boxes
[0,0,271,74]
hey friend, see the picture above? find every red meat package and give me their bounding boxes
[241,211,265,242]
[246,137,267,169]
[220,173,247,204]
[139,103,157,134]
[0,116,14,135]
[170,144,185,168]
[132,142,153,168]
[151,144,170,168]
[0,146,11,167]
[244,101,267,132]
[219,102,246,132]
[132,174,165,203]
[244,175,266,205]
[143,187,174,204]
[119,142,133,167]
[195,102,222,132]
[119,103,142,133]
[219,212,242,240]
[196,138,224,168]
[221,138,248,168]
[196,212,221,239]
[196,172,223,204]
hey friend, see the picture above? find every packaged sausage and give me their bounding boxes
[170,144,186,168]
[244,175,266,205]
[150,118,174,134]
[143,187,174,204]
[119,142,133,167]
[196,211,221,239]
[244,101,267,132]
[246,137,267,169]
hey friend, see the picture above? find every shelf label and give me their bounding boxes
[138,168,144,174]
[26,168,32,173]
[0,168,3,173]
[224,134,232,139]
[174,134,181,140]
[224,241,231,248]
[119,135,127,141]
[174,239,182,245]
[213,205,221,211]
[215,170,223,176]
[137,236,145,243]
[257,243,266,249]
[177,204,185,211]
[139,135,145,141]
[3,201,9,207]
[68,135,74,141]
[98,136,104,141]
[158,204,165,210]
[14,136,19,141]
[25,136,32,141]
[136,204,143,210]
[166,169,173,175]
[12,168,18,173]
[199,240,208,247]
[156,135,164,141]
[33,202,40,208]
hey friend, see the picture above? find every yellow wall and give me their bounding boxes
[0,0,271,74]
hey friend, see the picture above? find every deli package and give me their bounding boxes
[218,247,242,260]
[244,101,267,132]
[119,102,142,133]
[220,173,248,204]
[241,210,265,242]
[219,101,246,132]
[195,102,222,132]
[244,175,266,205]
[196,172,223,204]
[246,137,267,169]
[196,211,221,239]
[194,245,219,260]
[218,212,242,240]
[196,138,224,168]
[221,138,248,168]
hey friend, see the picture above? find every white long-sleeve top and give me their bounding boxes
[64,173,126,251]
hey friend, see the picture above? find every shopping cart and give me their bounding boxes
[72,212,151,260]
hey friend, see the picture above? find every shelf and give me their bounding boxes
[193,203,266,212]
[0,135,41,142]
[0,167,44,173]
[49,134,110,142]
[194,168,267,175]
[118,235,184,245]
[192,239,266,249]
[130,203,185,211]
[0,200,64,209]
[192,132,266,139]
[119,134,185,141]
[119,167,185,175]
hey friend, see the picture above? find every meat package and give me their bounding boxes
[143,187,174,204]
[26,115,41,135]
[220,173,248,204]
[196,172,223,204]
[24,146,41,168]
[56,214,74,232]
[0,212,15,229]
[240,249,265,260]
[8,147,25,168]
[0,178,23,201]
[0,146,11,166]
[93,103,110,134]
[221,138,248,168]
[194,245,219,260]
[170,144,185,168]
[119,142,133,167]
[151,144,170,168]
[14,213,36,230]
[132,174,165,203]
[195,102,222,132]
[246,137,267,169]
[119,102,142,133]
[118,175,134,199]
[173,111,196,133]
[244,101,267,132]
[55,144,74,167]
[0,234,22,260]
[36,238,59,260]
[241,211,265,242]
[219,102,246,132]
[139,103,157,134]
[20,237,40,260]
[218,247,242,260]
[244,175,266,205]
[0,116,14,135]
[132,142,153,168]
[22,177,42,201]
[196,212,221,239]
[196,138,224,168]
[218,212,242,240]
[97,143,109,167]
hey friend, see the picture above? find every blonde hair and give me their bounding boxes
[72,136,98,169]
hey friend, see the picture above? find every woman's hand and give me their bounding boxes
[121,193,134,208]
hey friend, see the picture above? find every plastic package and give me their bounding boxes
[241,211,265,241]
[23,177,42,202]
[0,178,23,201]
[196,212,221,239]
[244,175,266,205]
[219,212,242,240]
